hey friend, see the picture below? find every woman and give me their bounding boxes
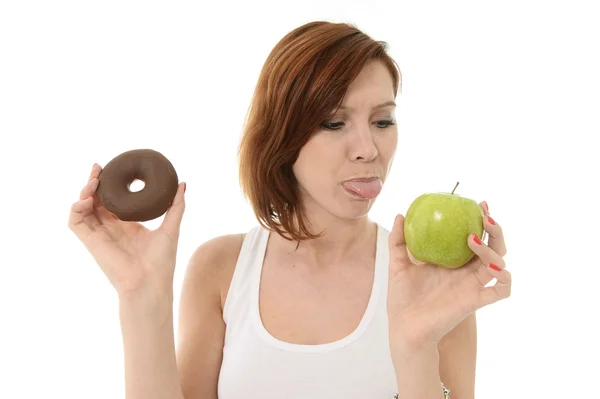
[68,21,511,399]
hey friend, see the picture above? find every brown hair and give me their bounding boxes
[238,21,402,242]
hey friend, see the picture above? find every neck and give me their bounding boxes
[280,212,378,268]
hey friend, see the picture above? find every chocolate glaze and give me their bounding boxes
[97,149,179,221]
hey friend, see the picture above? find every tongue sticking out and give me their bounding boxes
[342,179,382,199]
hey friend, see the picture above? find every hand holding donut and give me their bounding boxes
[68,160,186,298]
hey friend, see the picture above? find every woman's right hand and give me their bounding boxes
[68,163,187,298]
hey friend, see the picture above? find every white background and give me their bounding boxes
[1,1,598,398]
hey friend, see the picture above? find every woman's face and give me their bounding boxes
[292,59,399,220]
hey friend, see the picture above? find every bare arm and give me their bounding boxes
[119,290,185,399]
[438,313,477,398]
[118,234,241,399]
[392,342,446,399]
[391,313,477,399]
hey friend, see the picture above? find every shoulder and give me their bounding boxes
[188,233,246,272]
[184,232,247,310]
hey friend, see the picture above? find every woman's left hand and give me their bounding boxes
[386,201,511,348]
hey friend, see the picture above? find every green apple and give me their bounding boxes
[403,183,484,268]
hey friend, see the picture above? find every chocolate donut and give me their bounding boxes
[96,149,179,222]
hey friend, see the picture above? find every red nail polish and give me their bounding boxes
[184,182,186,193]
[82,195,90,200]
[473,235,483,245]
[488,216,496,225]
[489,263,502,271]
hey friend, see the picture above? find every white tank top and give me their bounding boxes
[217,223,398,398]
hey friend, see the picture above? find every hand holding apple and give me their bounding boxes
[386,197,511,350]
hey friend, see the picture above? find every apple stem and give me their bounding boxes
[451,182,459,195]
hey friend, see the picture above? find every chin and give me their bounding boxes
[333,198,376,219]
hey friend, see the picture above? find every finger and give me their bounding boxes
[94,201,122,227]
[68,196,98,239]
[480,201,489,216]
[79,175,120,226]
[478,201,489,243]
[389,214,406,248]
[483,213,507,257]
[407,248,426,265]
[388,214,414,270]
[387,213,414,276]
[80,176,99,200]
[477,263,512,308]
[467,233,506,286]
[88,163,102,181]
[468,233,505,267]
[160,182,186,237]
[80,163,118,225]
[89,165,126,226]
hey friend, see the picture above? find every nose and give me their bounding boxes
[349,125,379,162]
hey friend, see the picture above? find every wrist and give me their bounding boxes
[389,327,439,354]
[390,338,439,365]
[118,288,175,324]
[118,282,174,304]
[390,343,443,399]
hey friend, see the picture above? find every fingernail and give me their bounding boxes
[82,195,90,200]
[184,182,186,194]
[487,216,496,225]
[473,234,483,245]
[489,263,502,271]
[483,201,489,213]
[111,213,119,220]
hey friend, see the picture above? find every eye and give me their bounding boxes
[321,121,345,130]
[376,119,396,129]
[320,119,396,131]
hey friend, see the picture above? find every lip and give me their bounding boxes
[343,176,379,183]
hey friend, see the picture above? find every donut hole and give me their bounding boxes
[128,179,146,193]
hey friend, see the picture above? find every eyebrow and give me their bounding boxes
[337,101,397,111]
